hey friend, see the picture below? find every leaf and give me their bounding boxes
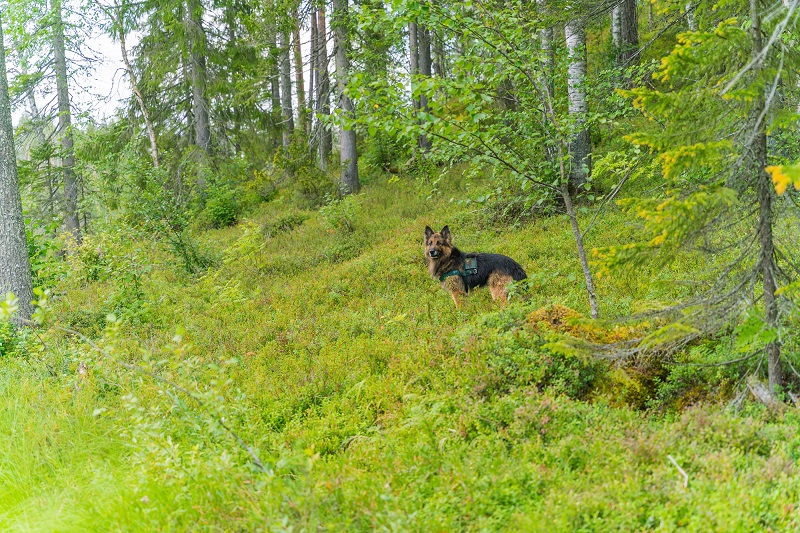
[734,314,777,353]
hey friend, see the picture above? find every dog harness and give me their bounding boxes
[439,258,478,283]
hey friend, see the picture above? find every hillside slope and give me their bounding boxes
[1,173,799,531]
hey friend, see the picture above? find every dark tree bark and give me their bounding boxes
[316,5,332,170]
[618,0,639,65]
[565,19,591,189]
[433,30,447,78]
[749,0,782,392]
[332,0,359,195]
[52,0,80,244]
[0,14,34,323]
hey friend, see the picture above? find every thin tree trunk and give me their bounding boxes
[539,7,554,99]
[52,0,80,244]
[749,0,781,392]
[408,21,420,112]
[269,41,281,150]
[115,8,159,168]
[278,30,294,148]
[565,19,591,190]
[308,12,317,135]
[433,30,446,78]
[293,23,307,136]
[562,183,599,319]
[316,5,332,169]
[333,0,358,195]
[0,13,34,323]
[188,0,211,157]
[417,24,432,151]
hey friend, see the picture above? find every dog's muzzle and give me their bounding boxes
[429,250,441,258]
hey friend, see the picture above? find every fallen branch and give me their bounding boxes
[746,375,786,412]
[667,455,689,488]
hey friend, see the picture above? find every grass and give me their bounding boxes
[1,169,799,531]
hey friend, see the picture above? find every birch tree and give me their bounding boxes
[332,0,358,194]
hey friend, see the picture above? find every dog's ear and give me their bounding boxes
[441,225,451,244]
[424,226,434,242]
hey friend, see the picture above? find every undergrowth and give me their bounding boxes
[1,169,799,532]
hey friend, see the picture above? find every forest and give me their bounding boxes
[1,0,800,529]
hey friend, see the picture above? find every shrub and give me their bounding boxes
[202,185,242,228]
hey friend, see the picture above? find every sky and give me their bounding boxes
[10,26,130,127]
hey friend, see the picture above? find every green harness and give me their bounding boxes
[439,257,478,283]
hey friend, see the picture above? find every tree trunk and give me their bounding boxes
[611,4,621,50]
[561,183,599,319]
[115,8,159,168]
[538,4,554,100]
[278,30,295,148]
[294,18,308,136]
[0,14,34,323]
[308,10,317,126]
[749,0,782,392]
[433,30,446,78]
[52,0,80,244]
[417,24,432,151]
[686,2,697,30]
[408,21,420,112]
[316,5,332,169]
[333,0,359,195]
[565,19,591,190]
[619,0,639,66]
[188,0,211,157]
[267,5,282,152]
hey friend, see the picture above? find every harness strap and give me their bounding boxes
[439,269,464,282]
[439,258,479,283]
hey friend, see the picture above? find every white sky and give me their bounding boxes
[11,29,129,127]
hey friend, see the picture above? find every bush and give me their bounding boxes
[202,185,242,229]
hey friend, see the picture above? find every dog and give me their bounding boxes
[424,225,527,307]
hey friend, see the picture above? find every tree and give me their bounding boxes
[293,14,308,135]
[188,0,211,160]
[52,0,80,243]
[314,2,332,169]
[333,0,358,195]
[0,12,34,322]
[100,0,160,168]
[565,17,590,189]
[277,28,294,148]
[611,0,638,66]
[601,0,800,391]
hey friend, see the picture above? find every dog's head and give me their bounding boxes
[424,225,453,262]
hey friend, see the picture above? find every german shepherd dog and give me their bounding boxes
[425,225,527,307]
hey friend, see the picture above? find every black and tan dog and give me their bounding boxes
[424,225,527,307]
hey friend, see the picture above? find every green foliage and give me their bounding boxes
[200,183,242,229]
[0,322,30,358]
[3,172,800,530]
[319,193,362,233]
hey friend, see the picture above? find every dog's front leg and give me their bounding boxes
[443,277,466,308]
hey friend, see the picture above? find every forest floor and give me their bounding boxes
[2,169,800,531]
